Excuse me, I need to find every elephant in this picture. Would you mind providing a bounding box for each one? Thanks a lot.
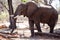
[14,2,58,37]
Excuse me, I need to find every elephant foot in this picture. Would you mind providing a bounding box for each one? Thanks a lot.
[30,34,35,38]
[50,29,54,33]
[38,30,42,33]
[50,31,53,33]
[30,33,36,37]
[30,35,33,37]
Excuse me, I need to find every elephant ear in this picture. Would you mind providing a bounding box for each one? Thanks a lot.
[26,2,38,17]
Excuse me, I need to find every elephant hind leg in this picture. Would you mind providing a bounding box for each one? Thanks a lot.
[48,23,55,33]
[48,20,56,33]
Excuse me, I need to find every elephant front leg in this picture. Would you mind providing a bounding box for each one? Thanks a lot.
[35,23,42,32]
[29,20,34,37]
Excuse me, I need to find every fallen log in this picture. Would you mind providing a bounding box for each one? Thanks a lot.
[0,32,19,38]
[35,32,60,39]
[0,25,7,29]
[0,33,10,40]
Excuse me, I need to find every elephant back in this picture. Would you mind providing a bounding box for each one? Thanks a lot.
[26,2,38,17]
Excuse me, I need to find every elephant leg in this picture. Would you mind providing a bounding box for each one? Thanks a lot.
[29,20,34,37]
[49,24,55,33]
[48,22,55,33]
[48,16,57,33]
[35,23,42,32]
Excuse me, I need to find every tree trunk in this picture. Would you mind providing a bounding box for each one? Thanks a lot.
[49,0,53,5]
[44,0,47,5]
[44,0,53,5]
[7,0,17,33]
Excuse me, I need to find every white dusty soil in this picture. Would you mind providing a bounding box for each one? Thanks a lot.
[0,15,60,40]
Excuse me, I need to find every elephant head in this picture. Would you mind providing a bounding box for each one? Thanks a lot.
[14,4,27,17]
[14,2,38,17]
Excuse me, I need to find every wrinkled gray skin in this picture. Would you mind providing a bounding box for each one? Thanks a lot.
[14,2,58,37]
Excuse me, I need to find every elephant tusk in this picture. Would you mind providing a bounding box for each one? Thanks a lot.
[14,16,17,19]
[14,15,19,19]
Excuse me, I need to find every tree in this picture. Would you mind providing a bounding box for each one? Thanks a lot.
[0,0,5,13]
[44,0,53,5]
[44,0,47,5]
[7,0,17,33]
[0,0,21,33]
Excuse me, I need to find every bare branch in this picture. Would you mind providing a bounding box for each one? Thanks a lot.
[0,1,9,11]
[32,0,45,4]
[44,0,47,5]
[59,0,60,1]
[49,0,53,4]
[44,0,53,6]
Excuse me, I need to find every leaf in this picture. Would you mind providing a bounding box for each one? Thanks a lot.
[21,0,27,3]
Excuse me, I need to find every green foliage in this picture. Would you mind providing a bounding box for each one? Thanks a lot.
[0,12,9,21]
[21,0,27,3]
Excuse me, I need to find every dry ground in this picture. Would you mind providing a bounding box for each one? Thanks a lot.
[0,15,60,40]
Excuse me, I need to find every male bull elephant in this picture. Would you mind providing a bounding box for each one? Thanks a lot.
[14,2,58,37]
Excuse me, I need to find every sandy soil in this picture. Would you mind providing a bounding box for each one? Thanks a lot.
[0,15,60,40]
